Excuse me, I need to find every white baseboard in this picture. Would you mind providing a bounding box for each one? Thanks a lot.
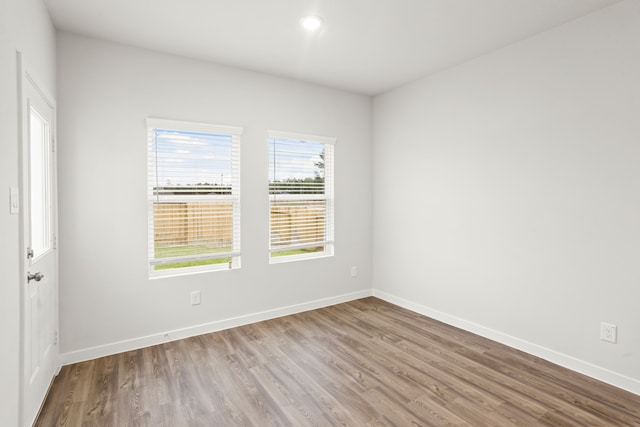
[60,289,373,366]
[373,289,640,397]
[59,287,640,397]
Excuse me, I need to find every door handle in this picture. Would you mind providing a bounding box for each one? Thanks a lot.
[27,272,44,283]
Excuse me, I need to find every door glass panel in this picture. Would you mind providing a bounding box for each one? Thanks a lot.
[30,106,51,258]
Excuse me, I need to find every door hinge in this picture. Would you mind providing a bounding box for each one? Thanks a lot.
[52,136,56,152]
[52,233,57,250]
[54,330,58,345]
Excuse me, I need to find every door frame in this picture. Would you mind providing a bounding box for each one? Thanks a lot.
[17,51,60,427]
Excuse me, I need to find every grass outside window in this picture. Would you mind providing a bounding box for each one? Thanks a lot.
[154,245,232,270]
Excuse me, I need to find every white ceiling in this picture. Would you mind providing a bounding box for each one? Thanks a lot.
[44,0,621,95]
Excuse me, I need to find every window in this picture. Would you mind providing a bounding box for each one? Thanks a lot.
[268,131,335,262]
[29,107,52,259]
[147,118,241,276]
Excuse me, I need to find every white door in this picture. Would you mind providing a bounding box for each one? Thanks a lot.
[19,56,59,427]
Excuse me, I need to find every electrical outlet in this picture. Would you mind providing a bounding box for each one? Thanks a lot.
[600,322,617,343]
[350,266,357,278]
[190,290,201,306]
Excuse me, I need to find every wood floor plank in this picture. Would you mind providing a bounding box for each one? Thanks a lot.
[36,297,640,426]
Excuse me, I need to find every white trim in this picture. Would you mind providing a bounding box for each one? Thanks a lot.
[59,289,372,366]
[268,130,336,145]
[146,117,243,136]
[58,286,640,396]
[17,51,61,427]
[268,132,335,264]
[148,260,235,280]
[147,118,242,277]
[149,256,238,278]
[150,251,240,266]
[372,289,640,397]
[23,70,56,111]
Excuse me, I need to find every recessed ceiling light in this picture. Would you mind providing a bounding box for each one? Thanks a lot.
[301,15,323,32]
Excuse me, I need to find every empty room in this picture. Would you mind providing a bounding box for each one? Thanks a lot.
[2,0,640,425]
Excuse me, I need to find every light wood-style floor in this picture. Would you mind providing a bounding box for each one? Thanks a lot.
[37,297,640,426]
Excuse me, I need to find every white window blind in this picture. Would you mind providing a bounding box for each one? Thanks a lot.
[268,131,335,262]
[147,118,241,276]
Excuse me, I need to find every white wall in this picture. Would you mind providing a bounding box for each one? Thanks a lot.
[373,0,640,393]
[56,33,373,361]
[0,0,56,424]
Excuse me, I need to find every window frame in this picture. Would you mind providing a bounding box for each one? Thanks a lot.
[147,118,242,278]
[29,106,53,261]
[268,130,335,264]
